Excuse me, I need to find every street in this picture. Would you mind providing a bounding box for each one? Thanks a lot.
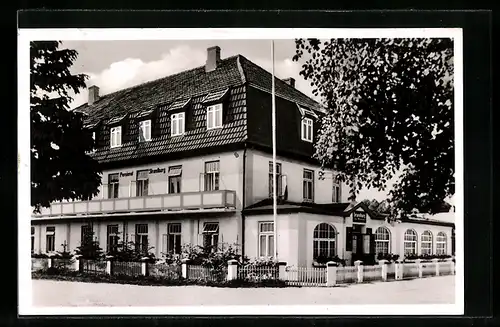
[32,275,455,307]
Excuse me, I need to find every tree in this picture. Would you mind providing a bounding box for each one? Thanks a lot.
[74,230,104,260]
[293,38,454,215]
[30,41,102,213]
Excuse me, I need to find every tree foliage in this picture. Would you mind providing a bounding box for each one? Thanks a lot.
[30,41,102,212]
[294,38,454,215]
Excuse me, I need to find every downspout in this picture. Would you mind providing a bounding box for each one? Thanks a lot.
[241,142,248,260]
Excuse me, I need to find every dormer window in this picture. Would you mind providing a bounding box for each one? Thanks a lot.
[171,113,185,136]
[139,119,151,142]
[110,126,122,148]
[207,104,223,130]
[301,117,313,142]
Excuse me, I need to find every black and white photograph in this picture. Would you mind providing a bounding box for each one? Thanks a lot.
[18,28,463,315]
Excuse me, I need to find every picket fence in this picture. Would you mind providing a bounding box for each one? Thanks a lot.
[31,257,455,287]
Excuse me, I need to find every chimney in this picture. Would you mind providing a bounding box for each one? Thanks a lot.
[283,77,295,88]
[205,46,221,72]
[88,85,100,105]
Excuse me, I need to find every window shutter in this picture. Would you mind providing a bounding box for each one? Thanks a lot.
[346,227,353,251]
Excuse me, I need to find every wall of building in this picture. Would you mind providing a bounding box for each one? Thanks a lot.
[246,149,349,206]
[32,213,241,257]
[86,150,244,210]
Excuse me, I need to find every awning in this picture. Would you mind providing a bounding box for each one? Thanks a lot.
[202,223,219,233]
[297,104,319,120]
[107,114,127,126]
[202,88,229,105]
[168,166,182,176]
[168,98,192,111]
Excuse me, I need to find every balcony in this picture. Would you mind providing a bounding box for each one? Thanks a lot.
[33,190,237,218]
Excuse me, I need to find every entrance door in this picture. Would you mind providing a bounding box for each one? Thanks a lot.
[351,233,364,263]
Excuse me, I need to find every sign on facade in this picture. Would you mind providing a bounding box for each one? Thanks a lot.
[353,211,367,223]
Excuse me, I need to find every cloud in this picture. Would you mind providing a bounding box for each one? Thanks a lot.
[69,45,206,109]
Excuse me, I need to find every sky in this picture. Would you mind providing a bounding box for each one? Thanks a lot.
[61,39,395,203]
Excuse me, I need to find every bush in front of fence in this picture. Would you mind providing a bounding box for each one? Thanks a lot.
[376,253,400,263]
[31,266,289,288]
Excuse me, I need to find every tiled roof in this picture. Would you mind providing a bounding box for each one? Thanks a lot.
[75,54,322,165]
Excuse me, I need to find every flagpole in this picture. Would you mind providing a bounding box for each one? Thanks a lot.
[271,40,278,261]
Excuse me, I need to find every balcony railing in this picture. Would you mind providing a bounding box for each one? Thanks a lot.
[33,190,237,217]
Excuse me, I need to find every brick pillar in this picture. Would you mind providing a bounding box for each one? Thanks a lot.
[227,259,238,281]
[416,259,423,278]
[433,258,440,276]
[378,260,388,281]
[354,260,363,283]
[326,261,338,286]
[278,262,287,280]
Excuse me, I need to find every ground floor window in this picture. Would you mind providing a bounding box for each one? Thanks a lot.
[421,230,433,255]
[375,227,390,255]
[202,222,219,252]
[167,223,182,254]
[258,221,274,258]
[106,225,119,253]
[436,232,447,255]
[46,226,55,252]
[135,224,149,254]
[313,223,337,260]
[404,229,418,255]
[81,224,93,247]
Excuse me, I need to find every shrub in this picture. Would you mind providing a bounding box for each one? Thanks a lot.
[314,255,346,266]
[377,253,400,263]
[31,252,49,259]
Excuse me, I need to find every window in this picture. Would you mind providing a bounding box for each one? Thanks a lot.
[46,226,55,252]
[168,166,182,194]
[135,224,148,254]
[139,120,151,142]
[421,230,433,255]
[332,176,341,203]
[404,229,418,255]
[202,222,219,252]
[136,170,149,196]
[108,173,119,199]
[258,222,275,258]
[436,232,447,255]
[206,104,223,130]
[170,113,185,136]
[167,223,182,254]
[31,227,35,253]
[375,227,390,255]
[303,169,314,202]
[81,224,93,247]
[204,161,220,191]
[110,126,122,148]
[301,117,313,142]
[268,162,283,198]
[313,223,337,259]
[107,225,119,253]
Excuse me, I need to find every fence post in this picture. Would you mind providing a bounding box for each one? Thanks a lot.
[181,259,189,279]
[395,261,403,280]
[433,258,440,276]
[378,260,388,281]
[416,259,423,278]
[47,257,53,269]
[326,261,338,286]
[227,259,238,281]
[141,260,148,276]
[106,259,113,275]
[354,260,363,283]
[278,262,287,280]
[73,258,80,272]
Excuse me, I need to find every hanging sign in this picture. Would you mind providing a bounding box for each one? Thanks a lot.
[353,211,367,223]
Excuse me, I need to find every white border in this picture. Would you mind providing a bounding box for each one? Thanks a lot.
[18,28,464,316]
